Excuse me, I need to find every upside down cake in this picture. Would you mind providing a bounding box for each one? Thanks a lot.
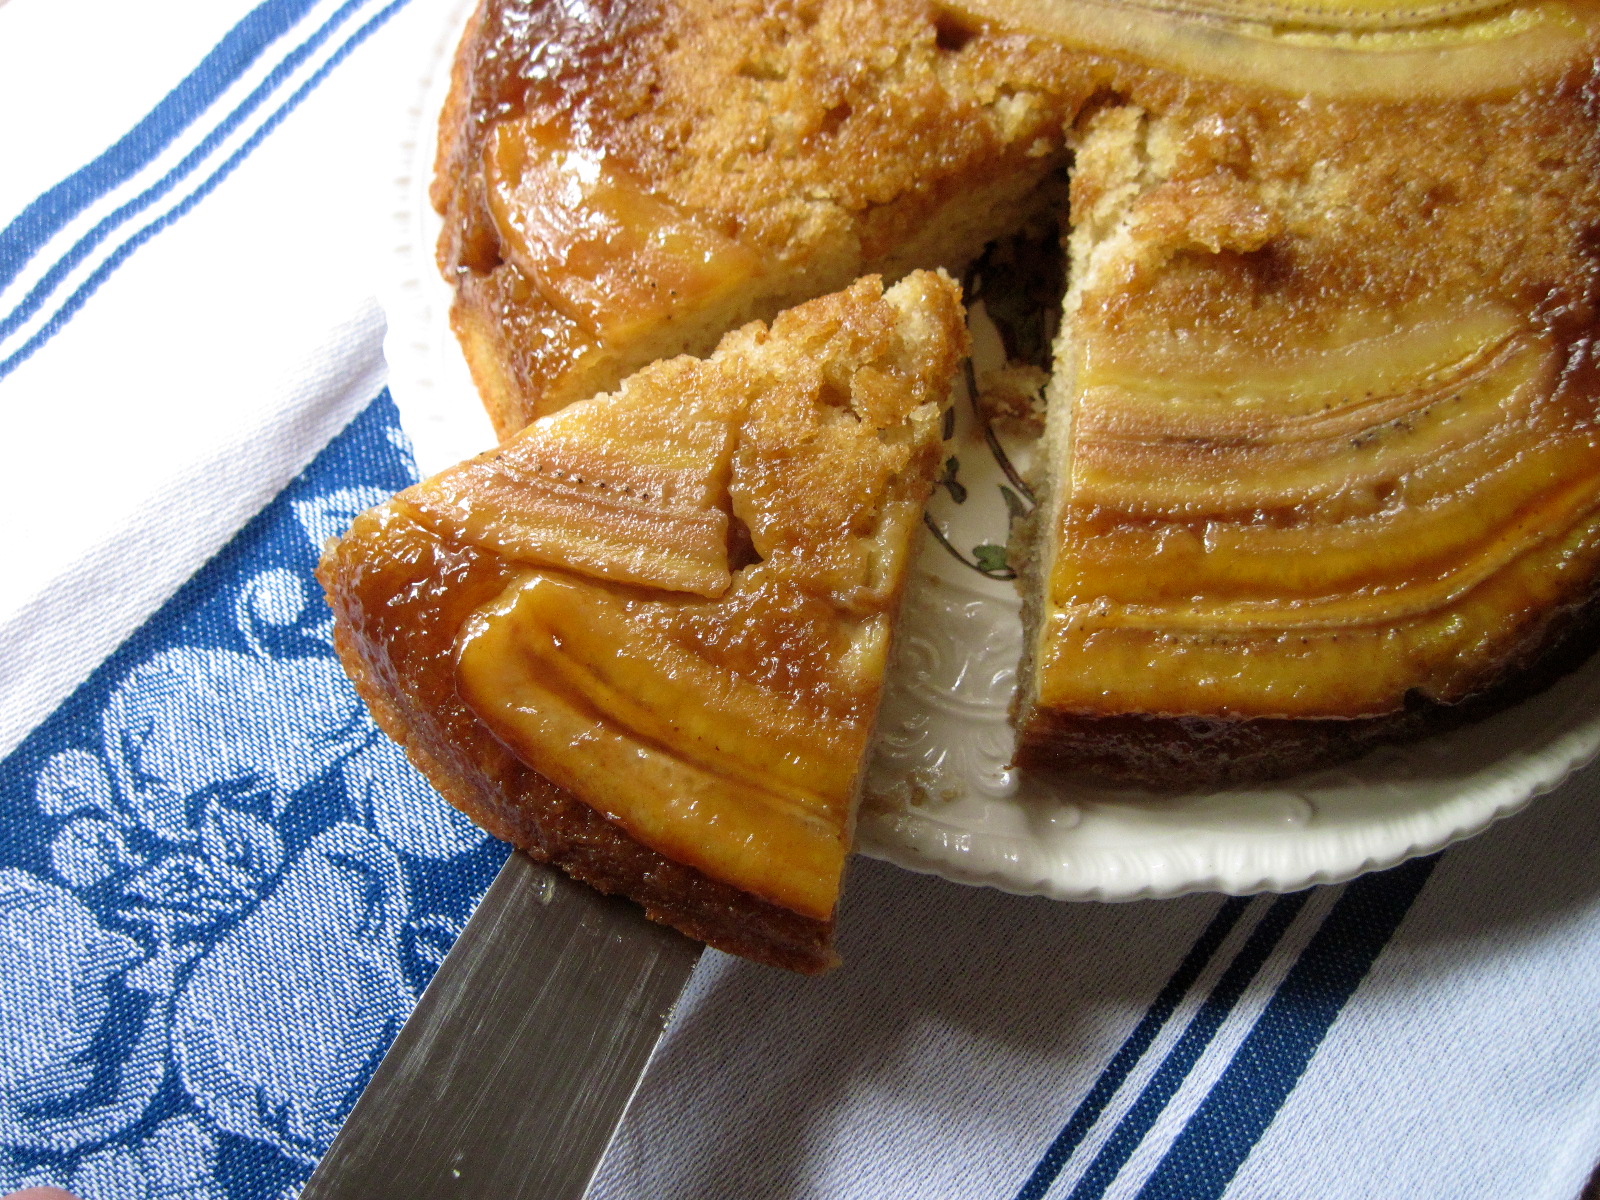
[430,0,1600,790]
[320,272,966,970]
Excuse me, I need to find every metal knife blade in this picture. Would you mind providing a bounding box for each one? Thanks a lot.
[300,850,702,1199]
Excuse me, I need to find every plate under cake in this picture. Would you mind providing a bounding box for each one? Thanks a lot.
[432,0,1600,786]
[319,271,966,970]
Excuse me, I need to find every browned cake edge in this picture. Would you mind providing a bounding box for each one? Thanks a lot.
[1013,587,1600,789]
[317,509,839,973]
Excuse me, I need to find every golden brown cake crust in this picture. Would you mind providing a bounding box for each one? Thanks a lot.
[319,508,838,972]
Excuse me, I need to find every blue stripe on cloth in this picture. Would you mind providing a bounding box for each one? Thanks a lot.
[0,390,506,1199]
[0,0,370,347]
[0,0,413,384]
[1062,891,1311,1200]
[1013,897,1253,1200]
[1135,855,1440,1200]
[0,0,321,293]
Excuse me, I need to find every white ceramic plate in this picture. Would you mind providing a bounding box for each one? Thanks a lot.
[381,0,1600,901]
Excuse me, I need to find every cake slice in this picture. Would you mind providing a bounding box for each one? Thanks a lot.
[1011,90,1600,786]
[318,272,965,971]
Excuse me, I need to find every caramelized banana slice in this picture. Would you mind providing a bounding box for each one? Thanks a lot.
[484,122,766,348]
[944,0,1599,99]
[399,355,741,597]
[458,569,884,918]
[1132,0,1515,27]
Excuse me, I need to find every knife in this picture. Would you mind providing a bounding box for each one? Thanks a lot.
[299,849,703,1199]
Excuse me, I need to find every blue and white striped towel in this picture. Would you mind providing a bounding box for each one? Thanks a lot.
[2,2,1599,1197]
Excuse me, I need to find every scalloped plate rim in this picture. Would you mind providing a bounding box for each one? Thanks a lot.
[855,759,1573,902]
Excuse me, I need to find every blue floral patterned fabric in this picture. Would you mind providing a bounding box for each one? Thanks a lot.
[0,392,506,1199]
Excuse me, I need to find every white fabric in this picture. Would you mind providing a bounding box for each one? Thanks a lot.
[1230,775,1600,1200]
[592,767,1600,1199]
[0,0,440,756]
[3,1,1598,1197]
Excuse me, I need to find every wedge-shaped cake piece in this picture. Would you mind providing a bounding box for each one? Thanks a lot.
[319,272,964,971]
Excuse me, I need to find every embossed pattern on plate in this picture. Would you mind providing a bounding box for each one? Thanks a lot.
[384,0,1600,902]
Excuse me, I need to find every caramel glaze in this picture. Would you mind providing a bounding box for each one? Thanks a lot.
[432,0,665,276]
[1016,588,1600,787]
[455,565,884,923]
[318,506,838,972]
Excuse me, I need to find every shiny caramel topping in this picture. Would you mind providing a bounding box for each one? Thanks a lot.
[484,121,764,346]
[460,0,662,139]
[457,568,886,918]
